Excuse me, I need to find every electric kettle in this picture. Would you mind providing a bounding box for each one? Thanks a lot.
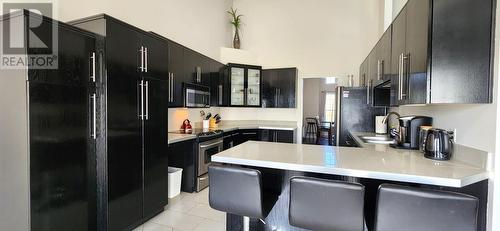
[424,128,454,160]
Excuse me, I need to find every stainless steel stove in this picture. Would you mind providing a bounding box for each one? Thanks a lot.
[172,128,224,191]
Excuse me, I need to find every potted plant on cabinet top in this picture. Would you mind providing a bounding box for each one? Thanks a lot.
[228,7,243,49]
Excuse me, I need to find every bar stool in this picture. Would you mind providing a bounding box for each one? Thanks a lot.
[289,177,366,231]
[374,184,479,231]
[304,117,318,144]
[208,165,277,231]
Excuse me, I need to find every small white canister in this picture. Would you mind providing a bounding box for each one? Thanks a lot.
[202,120,210,130]
[375,116,387,134]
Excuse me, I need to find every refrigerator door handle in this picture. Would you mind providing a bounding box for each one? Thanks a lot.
[145,80,149,120]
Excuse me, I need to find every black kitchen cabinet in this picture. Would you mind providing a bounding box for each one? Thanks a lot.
[385,0,494,105]
[210,60,227,107]
[223,130,240,150]
[390,6,407,106]
[366,48,376,105]
[359,57,369,87]
[143,77,169,220]
[70,14,169,231]
[227,63,263,107]
[168,139,198,193]
[237,129,261,145]
[262,68,297,108]
[167,40,186,107]
[261,130,295,143]
[1,11,101,231]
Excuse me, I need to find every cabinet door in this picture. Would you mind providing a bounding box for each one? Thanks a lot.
[390,6,407,106]
[201,57,211,86]
[246,68,261,106]
[405,0,429,104]
[28,25,96,231]
[168,41,185,107]
[359,58,368,87]
[143,78,169,219]
[141,35,168,80]
[275,130,295,143]
[276,68,297,108]
[366,49,377,105]
[230,67,245,106]
[238,129,260,143]
[262,69,277,108]
[430,0,493,103]
[105,22,143,231]
[168,140,197,192]
[378,27,392,82]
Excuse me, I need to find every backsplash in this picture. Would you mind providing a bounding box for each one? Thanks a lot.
[167,107,221,131]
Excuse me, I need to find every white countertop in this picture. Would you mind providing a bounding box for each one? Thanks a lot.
[167,133,197,145]
[212,140,490,188]
[168,120,297,144]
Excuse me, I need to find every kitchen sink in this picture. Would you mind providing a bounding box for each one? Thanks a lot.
[359,135,397,145]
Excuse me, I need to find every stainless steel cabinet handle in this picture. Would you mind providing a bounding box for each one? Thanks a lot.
[168,73,171,102]
[139,46,144,72]
[145,80,149,120]
[377,60,381,80]
[91,93,97,139]
[398,53,403,100]
[242,132,257,135]
[90,52,96,82]
[218,85,223,105]
[144,47,148,73]
[404,54,410,99]
[366,79,371,104]
[380,60,384,80]
[171,73,175,103]
[139,80,144,120]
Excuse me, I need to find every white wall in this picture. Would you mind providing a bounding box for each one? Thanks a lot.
[303,79,322,119]
[232,0,384,79]
[57,0,233,60]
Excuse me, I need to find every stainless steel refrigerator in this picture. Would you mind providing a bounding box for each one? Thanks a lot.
[335,87,387,146]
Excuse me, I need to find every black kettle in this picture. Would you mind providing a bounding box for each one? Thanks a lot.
[424,129,454,160]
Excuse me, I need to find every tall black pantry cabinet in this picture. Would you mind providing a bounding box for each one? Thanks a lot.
[69,14,169,231]
[0,11,100,231]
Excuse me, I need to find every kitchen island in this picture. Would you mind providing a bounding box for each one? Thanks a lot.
[212,139,490,231]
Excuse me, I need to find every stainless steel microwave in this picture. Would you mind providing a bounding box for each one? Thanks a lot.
[184,83,210,108]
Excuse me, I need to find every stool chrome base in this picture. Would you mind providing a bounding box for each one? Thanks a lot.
[243,216,250,231]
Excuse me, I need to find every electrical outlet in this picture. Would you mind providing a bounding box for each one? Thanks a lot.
[451,128,457,143]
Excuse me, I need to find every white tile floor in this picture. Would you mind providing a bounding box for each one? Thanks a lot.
[133,188,226,231]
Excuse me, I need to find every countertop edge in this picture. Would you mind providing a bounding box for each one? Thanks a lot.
[167,135,196,145]
[212,155,489,188]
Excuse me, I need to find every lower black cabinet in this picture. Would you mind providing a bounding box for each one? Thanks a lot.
[223,130,239,150]
[237,129,261,145]
[168,139,197,193]
[261,129,295,143]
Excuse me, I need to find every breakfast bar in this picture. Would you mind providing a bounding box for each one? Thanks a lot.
[212,140,490,231]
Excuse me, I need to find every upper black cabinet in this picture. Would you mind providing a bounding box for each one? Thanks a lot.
[386,0,495,105]
[227,63,262,107]
[262,68,297,108]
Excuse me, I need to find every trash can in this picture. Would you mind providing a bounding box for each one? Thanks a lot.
[168,167,183,198]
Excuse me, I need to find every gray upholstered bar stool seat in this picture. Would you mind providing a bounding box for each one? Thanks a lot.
[289,177,366,231]
[375,184,479,231]
[208,165,277,231]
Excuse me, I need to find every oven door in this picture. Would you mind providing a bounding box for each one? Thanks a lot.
[198,138,223,176]
[185,88,210,108]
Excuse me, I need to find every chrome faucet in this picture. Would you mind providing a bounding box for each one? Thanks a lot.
[382,112,401,124]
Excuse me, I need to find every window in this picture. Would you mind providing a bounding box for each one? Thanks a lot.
[325,77,337,84]
[324,92,336,122]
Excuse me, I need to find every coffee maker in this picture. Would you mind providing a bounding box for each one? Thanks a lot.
[390,116,433,150]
